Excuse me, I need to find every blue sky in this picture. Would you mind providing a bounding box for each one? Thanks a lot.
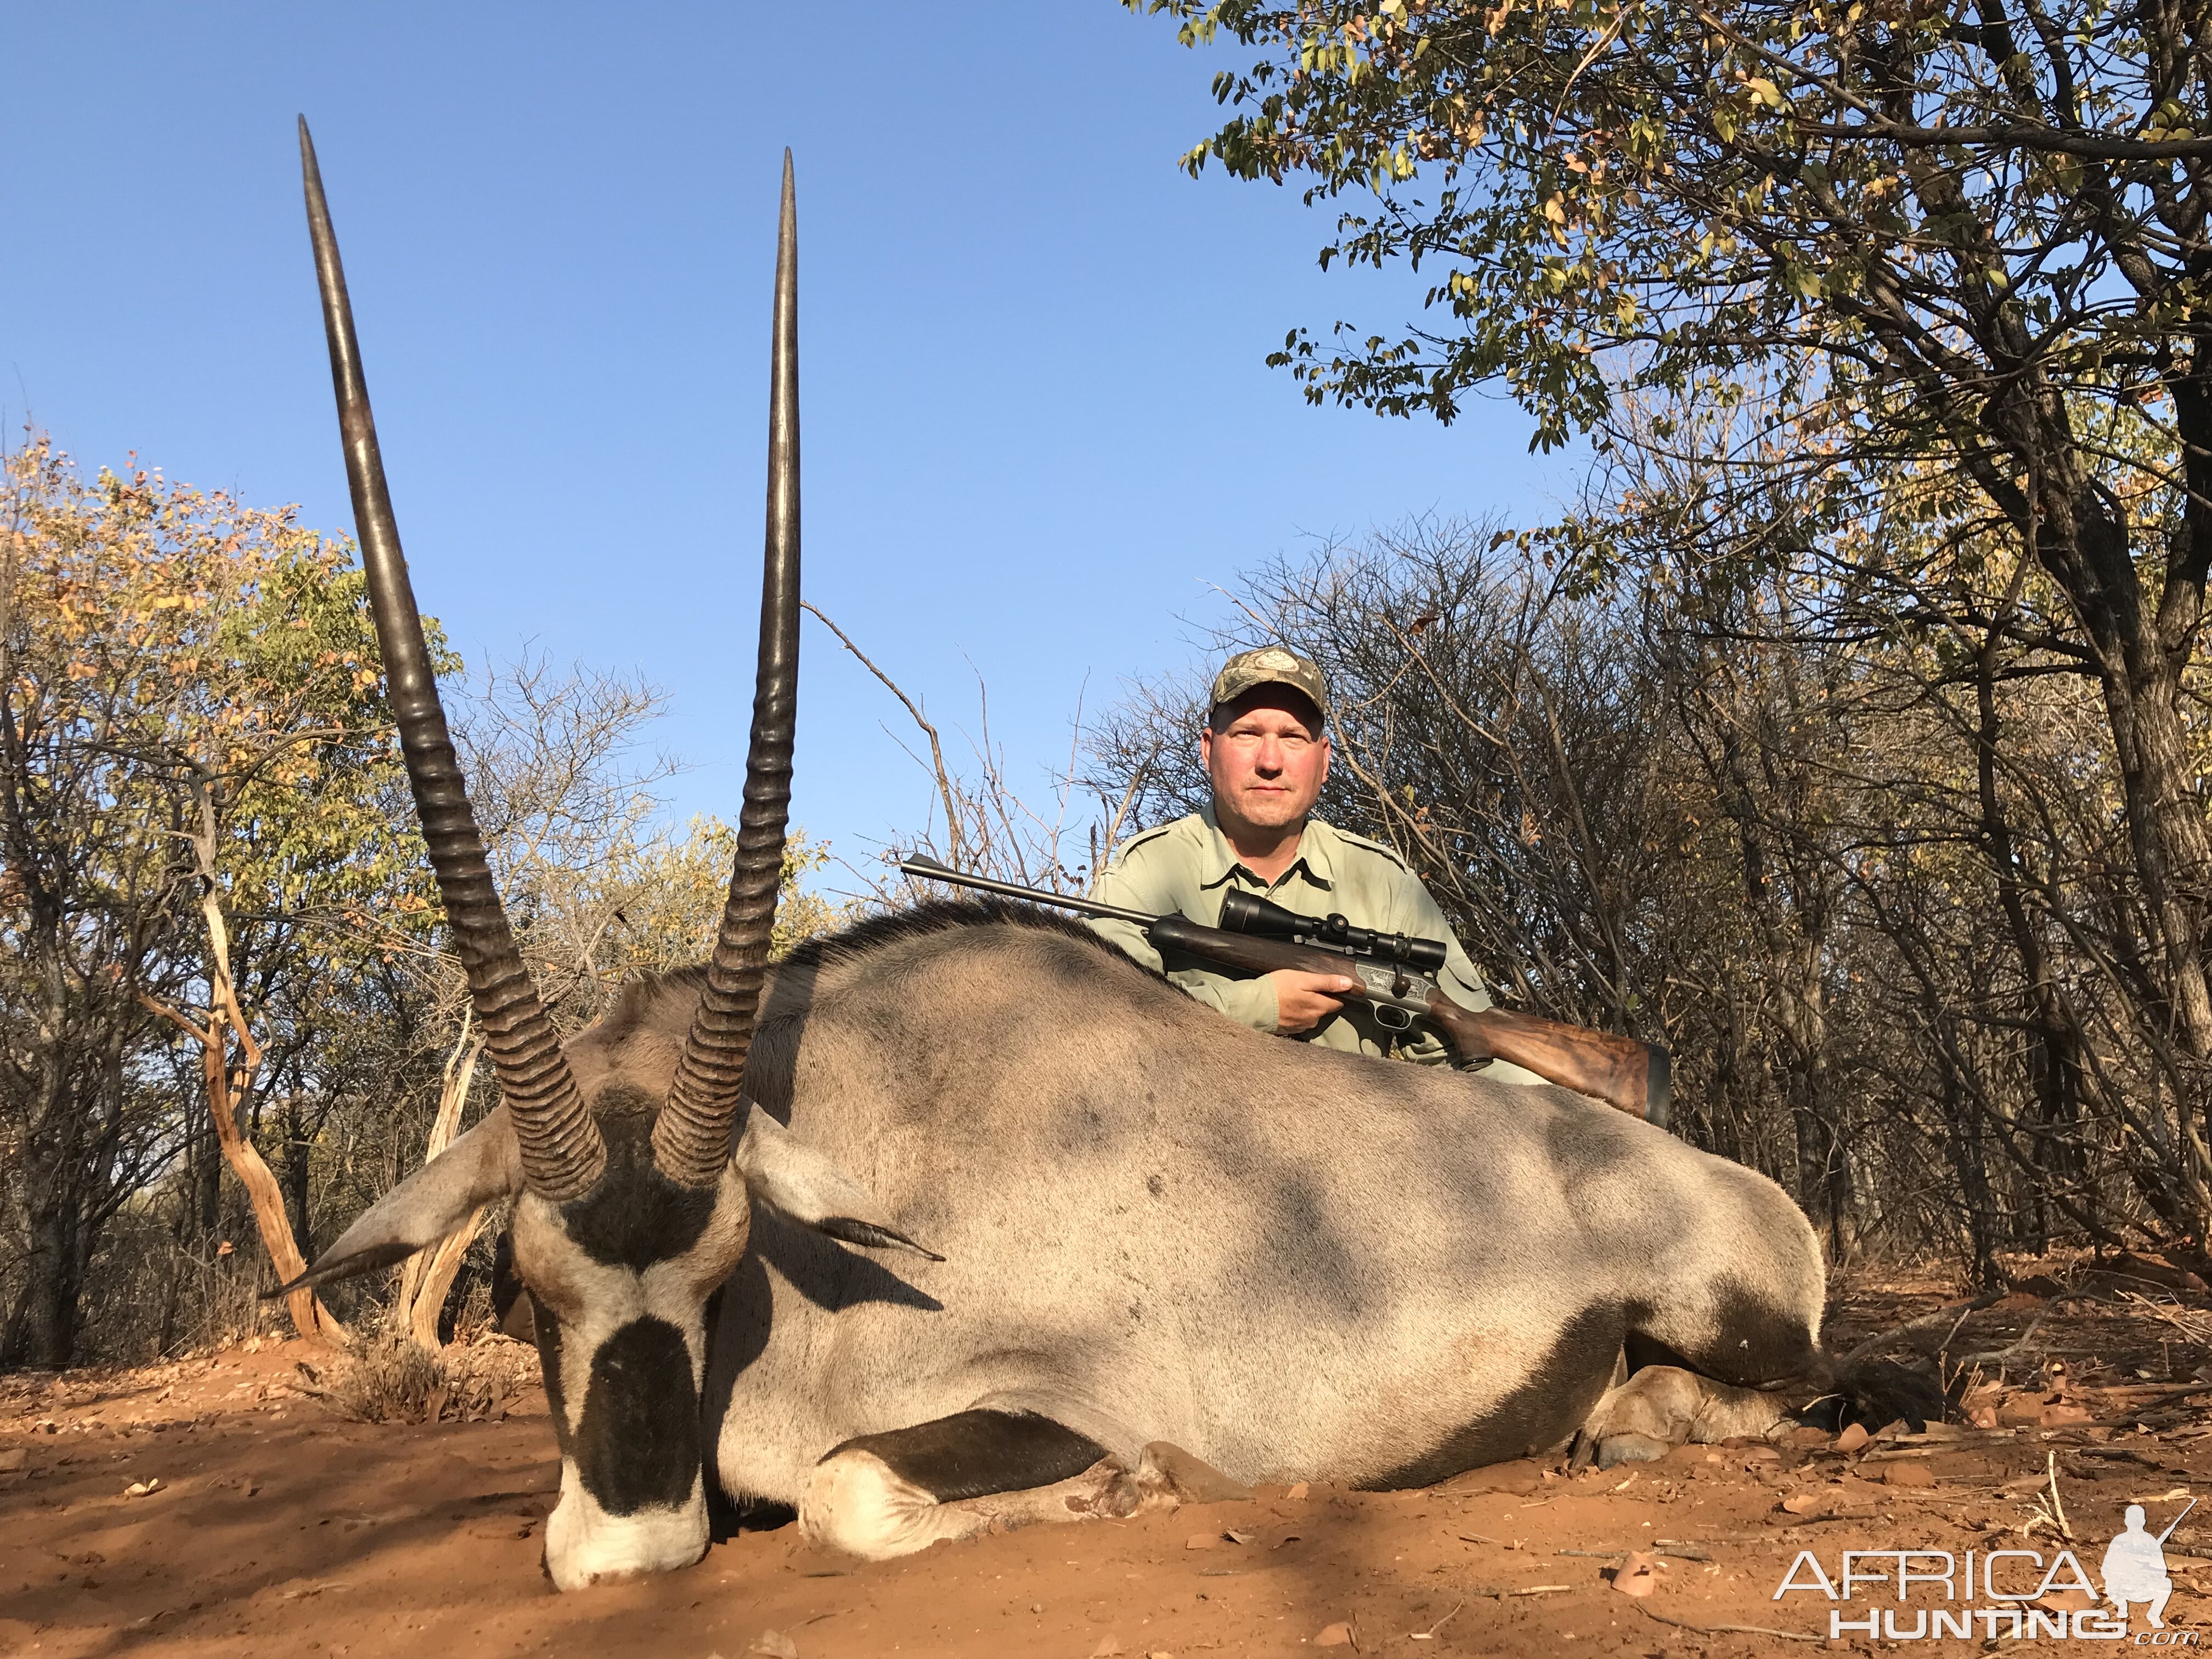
[3,3,1577,893]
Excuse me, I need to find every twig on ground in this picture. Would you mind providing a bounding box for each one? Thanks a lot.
[2116,1292,2212,1347]
[2019,1451,2073,1542]
[2094,1381,2212,1404]
[1954,1312,2047,1370]
[2072,1446,2169,1469]
[1409,1600,1464,1641]
[1630,1601,1821,1643]
[1840,1291,2004,1369]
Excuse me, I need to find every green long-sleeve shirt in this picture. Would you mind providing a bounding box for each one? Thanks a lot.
[1087,807,1543,1080]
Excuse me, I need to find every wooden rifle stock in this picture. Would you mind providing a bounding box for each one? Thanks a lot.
[1420,996,1669,1125]
[1144,916,1669,1124]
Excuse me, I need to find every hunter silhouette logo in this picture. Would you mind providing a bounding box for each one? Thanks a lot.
[1774,1499,2200,1641]
[2104,1500,2193,1630]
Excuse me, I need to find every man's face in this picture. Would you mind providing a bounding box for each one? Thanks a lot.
[1201,687,1329,836]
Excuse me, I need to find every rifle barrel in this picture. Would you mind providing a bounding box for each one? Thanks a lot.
[2159,1497,2197,1544]
[899,855,1159,928]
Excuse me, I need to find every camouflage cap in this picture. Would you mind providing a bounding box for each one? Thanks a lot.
[1208,646,1330,725]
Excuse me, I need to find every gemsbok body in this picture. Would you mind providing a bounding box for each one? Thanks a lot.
[287,124,1915,1593]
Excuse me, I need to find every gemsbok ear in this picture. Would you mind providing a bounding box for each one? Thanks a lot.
[735,1107,943,1261]
[272,1107,524,1296]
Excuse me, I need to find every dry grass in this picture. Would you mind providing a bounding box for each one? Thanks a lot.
[302,1328,536,1426]
[319,1334,455,1425]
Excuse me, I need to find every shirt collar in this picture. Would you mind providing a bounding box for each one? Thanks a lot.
[1197,804,1336,892]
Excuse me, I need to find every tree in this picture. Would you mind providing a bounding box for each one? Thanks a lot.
[1084,508,2212,1272]
[129,534,430,1344]
[0,432,844,1366]
[1132,0,2212,1087]
[0,433,430,1361]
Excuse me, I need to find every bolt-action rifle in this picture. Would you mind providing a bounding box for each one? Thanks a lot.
[899,854,1669,1125]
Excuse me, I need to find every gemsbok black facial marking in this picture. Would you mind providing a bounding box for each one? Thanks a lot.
[558,1095,718,1271]
[578,1317,703,1514]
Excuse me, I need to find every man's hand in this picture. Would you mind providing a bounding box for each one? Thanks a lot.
[1268,969,1361,1034]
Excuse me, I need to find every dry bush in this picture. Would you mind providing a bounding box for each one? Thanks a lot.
[319,1334,453,1423]
[312,1328,535,1425]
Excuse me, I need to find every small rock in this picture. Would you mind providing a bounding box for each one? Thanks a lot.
[1315,1622,1358,1648]
[748,1630,799,1659]
[1835,1423,1870,1454]
[1612,1549,1668,1599]
[1089,1639,1124,1658]
[1184,1531,1216,1550]
[1781,1490,1830,1516]
[123,1477,161,1498]
[1285,1480,1309,1500]
[1223,1529,1251,1544]
[1881,1462,1936,1488]
[1031,1602,1043,1613]
[0,1447,26,1472]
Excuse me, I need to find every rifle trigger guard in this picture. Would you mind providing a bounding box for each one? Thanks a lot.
[1373,1002,1415,1032]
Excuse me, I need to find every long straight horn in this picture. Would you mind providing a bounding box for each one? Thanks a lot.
[654,150,801,1189]
[299,116,605,1201]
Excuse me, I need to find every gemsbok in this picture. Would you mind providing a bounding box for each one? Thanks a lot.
[286,121,1925,1592]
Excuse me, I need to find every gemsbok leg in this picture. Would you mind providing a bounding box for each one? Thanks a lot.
[798,1410,1246,1560]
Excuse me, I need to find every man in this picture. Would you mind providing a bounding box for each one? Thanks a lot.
[1089,646,1542,1079]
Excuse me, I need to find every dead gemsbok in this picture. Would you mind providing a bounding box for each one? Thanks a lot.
[286,124,1931,1592]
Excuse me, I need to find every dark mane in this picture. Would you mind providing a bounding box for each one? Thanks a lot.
[781,897,1160,978]
[590,962,708,1047]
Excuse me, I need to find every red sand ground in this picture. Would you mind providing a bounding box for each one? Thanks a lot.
[7,1268,2212,1658]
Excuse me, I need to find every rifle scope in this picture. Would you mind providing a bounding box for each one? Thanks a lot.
[1216,889,1449,975]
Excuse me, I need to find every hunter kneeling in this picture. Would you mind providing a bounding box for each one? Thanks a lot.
[1087,647,1544,1081]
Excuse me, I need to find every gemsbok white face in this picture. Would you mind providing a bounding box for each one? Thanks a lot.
[280,120,846,1589]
